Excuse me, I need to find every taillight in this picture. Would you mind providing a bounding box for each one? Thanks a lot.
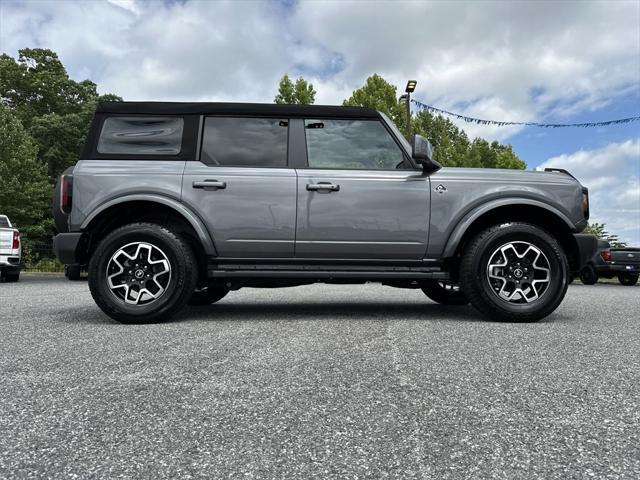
[60,174,73,214]
[12,229,20,249]
[600,249,611,262]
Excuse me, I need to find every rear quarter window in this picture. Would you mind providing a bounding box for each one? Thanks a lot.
[97,116,184,155]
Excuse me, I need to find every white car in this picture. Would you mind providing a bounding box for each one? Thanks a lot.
[0,215,22,282]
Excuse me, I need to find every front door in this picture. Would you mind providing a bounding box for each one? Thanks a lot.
[295,118,430,259]
[181,116,296,258]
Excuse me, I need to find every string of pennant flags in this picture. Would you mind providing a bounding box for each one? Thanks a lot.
[410,99,640,128]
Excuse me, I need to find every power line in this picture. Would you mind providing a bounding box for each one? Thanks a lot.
[411,99,640,128]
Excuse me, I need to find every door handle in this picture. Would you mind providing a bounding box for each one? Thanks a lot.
[306,182,340,192]
[193,180,227,190]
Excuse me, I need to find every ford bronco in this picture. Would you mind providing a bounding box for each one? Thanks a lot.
[53,102,597,323]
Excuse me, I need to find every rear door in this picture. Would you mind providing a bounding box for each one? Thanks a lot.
[295,118,430,259]
[181,116,297,258]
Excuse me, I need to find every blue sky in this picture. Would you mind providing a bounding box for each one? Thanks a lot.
[501,94,640,167]
[1,0,639,243]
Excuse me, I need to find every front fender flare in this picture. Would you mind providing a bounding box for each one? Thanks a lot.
[441,198,575,258]
[80,194,217,255]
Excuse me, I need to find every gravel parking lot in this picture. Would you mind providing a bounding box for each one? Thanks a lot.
[1,275,639,479]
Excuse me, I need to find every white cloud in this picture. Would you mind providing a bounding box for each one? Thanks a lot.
[291,0,640,140]
[1,0,638,144]
[539,140,640,245]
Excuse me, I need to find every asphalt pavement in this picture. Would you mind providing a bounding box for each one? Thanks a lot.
[1,275,639,479]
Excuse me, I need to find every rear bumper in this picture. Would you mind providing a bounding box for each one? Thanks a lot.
[0,255,23,271]
[572,234,598,272]
[596,264,640,276]
[53,233,84,265]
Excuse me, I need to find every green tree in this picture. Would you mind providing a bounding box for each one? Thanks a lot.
[464,139,526,169]
[343,75,524,169]
[343,74,407,135]
[0,48,98,128]
[0,104,51,238]
[29,93,122,180]
[274,74,316,105]
[1,48,122,181]
[584,222,627,248]
[412,109,470,167]
[412,109,525,169]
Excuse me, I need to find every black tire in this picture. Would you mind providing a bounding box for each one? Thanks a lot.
[459,223,569,322]
[618,274,639,286]
[4,271,20,282]
[188,283,229,306]
[421,281,468,305]
[88,223,198,323]
[579,265,598,285]
[65,264,82,281]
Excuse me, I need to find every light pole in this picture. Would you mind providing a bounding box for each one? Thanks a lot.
[401,80,416,139]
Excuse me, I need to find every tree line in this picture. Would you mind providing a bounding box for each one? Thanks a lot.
[0,48,624,247]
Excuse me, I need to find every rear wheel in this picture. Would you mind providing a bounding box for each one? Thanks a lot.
[88,223,197,323]
[188,283,229,306]
[579,265,598,285]
[421,281,468,305]
[4,270,20,282]
[460,223,569,322]
[618,274,639,286]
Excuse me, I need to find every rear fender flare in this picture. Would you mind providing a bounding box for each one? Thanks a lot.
[80,194,217,255]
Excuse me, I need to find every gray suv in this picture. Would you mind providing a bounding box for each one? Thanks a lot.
[53,102,597,323]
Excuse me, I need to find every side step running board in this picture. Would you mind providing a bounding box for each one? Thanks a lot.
[208,266,448,280]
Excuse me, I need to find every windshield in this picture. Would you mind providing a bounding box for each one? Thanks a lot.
[379,112,412,154]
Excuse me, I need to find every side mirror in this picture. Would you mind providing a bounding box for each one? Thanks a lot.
[412,134,441,173]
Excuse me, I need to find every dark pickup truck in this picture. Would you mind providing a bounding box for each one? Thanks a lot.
[580,240,639,286]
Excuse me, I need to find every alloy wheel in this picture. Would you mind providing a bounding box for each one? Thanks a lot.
[486,241,551,304]
[106,242,171,305]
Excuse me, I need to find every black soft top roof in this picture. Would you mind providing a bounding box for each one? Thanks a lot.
[96,101,380,119]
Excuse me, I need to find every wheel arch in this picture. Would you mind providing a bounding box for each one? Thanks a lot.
[443,199,584,275]
[80,195,216,279]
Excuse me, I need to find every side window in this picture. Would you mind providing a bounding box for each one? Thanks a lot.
[201,117,288,167]
[97,116,184,155]
[304,119,407,170]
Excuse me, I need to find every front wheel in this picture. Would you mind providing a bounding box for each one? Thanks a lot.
[459,223,569,322]
[88,223,198,323]
[618,274,639,286]
[421,281,468,305]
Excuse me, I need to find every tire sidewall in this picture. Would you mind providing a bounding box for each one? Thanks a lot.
[89,225,194,322]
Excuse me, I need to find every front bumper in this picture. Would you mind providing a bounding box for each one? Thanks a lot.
[53,233,84,265]
[572,234,598,272]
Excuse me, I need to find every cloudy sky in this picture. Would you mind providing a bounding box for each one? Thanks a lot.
[1,0,639,243]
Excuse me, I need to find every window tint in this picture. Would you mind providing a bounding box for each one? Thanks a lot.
[202,117,288,167]
[304,119,406,170]
[97,116,184,155]
[0,216,10,228]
